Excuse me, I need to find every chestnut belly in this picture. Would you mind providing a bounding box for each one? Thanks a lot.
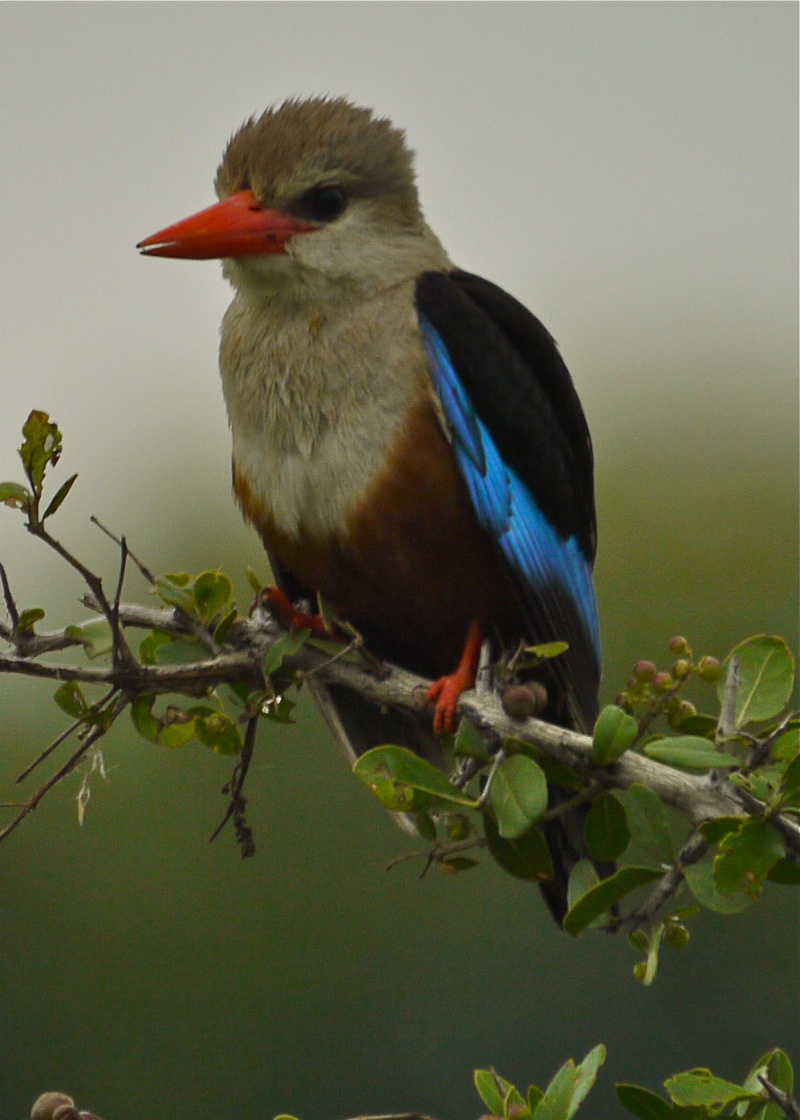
[236,400,522,679]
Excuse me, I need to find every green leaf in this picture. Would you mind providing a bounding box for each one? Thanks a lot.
[665,1069,756,1110]
[528,1085,544,1113]
[489,754,548,839]
[504,1083,530,1120]
[770,727,799,761]
[526,640,570,660]
[684,858,753,914]
[414,811,438,842]
[743,1048,794,1120]
[567,1045,606,1118]
[484,814,554,882]
[139,629,175,666]
[16,607,45,632]
[154,709,196,749]
[563,866,662,936]
[677,714,718,739]
[130,694,196,748]
[475,1069,510,1116]
[54,681,88,719]
[193,569,233,623]
[713,819,785,898]
[643,737,741,771]
[152,637,206,666]
[263,629,311,677]
[592,705,638,765]
[213,607,238,644]
[65,618,114,660]
[719,636,795,727]
[0,481,32,510]
[778,752,800,804]
[453,716,490,760]
[616,1084,674,1120]
[154,572,196,612]
[41,472,78,520]
[567,860,601,922]
[510,739,583,791]
[584,792,631,861]
[618,784,674,864]
[191,708,242,755]
[533,1059,577,1120]
[19,410,62,494]
[767,858,800,885]
[353,746,478,813]
[246,567,264,595]
[698,816,748,845]
[130,693,160,741]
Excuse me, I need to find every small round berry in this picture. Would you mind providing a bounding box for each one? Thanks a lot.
[30,1095,76,1120]
[697,656,722,683]
[633,660,657,682]
[672,658,691,681]
[501,682,547,720]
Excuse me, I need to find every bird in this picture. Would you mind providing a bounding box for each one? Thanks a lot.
[137,96,602,922]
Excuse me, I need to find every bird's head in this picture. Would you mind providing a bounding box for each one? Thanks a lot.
[138,97,446,301]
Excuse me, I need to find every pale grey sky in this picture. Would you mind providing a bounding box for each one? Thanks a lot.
[1,3,797,590]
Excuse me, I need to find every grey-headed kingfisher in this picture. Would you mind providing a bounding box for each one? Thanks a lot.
[138,97,601,920]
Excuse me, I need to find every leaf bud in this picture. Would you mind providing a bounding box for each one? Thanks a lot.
[697,656,722,682]
[632,660,657,682]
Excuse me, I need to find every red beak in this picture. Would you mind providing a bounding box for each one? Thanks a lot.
[137,189,313,259]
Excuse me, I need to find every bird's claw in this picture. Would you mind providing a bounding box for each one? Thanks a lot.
[427,671,472,735]
[253,585,330,638]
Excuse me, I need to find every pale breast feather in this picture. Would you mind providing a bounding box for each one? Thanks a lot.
[221,284,433,540]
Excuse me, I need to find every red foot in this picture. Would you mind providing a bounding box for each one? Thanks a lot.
[255,586,331,639]
[427,621,483,735]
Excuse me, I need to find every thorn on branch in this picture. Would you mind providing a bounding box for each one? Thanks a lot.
[90,515,155,583]
[0,560,20,630]
[758,1075,800,1119]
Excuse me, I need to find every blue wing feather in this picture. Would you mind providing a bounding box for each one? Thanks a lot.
[421,317,600,658]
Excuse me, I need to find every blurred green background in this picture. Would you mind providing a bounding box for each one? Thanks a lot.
[1,5,797,1119]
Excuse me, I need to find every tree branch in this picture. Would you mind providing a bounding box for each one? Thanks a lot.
[0,599,774,839]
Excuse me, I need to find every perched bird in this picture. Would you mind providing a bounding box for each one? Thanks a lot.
[138,97,601,920]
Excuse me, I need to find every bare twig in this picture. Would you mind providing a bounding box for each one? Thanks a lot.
[0,691,128,844]
[386,835,487,874]
[15,685,118,783]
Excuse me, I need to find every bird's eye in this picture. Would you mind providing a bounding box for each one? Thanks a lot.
[300,184,348,223]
